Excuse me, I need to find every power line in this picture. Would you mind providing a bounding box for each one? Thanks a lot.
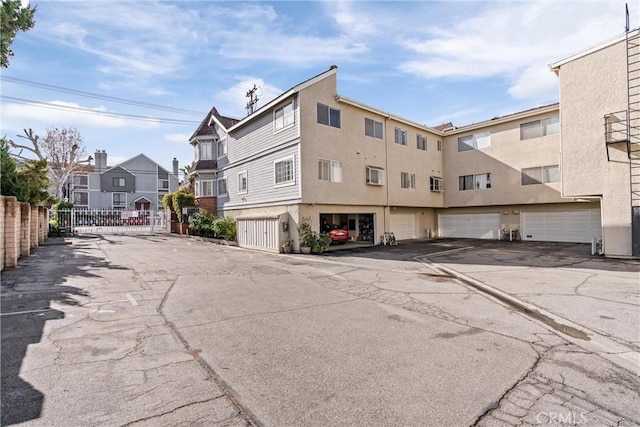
[1,95,202,125]
[1,76,207,117]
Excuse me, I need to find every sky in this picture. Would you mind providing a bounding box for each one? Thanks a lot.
[1,0,636,173]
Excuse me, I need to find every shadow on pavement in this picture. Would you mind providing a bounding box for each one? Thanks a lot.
[0,238,129,426]
[325,239,640,272]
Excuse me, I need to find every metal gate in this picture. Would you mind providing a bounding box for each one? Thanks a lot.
[48,209,168,235]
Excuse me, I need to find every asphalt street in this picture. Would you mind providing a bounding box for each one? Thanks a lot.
[1,234,639,426]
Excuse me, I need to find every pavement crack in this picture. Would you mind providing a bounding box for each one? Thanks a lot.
[120,395,226,426]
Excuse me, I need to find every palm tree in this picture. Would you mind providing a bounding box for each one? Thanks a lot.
[179,164,194,193]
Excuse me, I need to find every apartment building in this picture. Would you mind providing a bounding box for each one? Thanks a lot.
[190,29,639,257]
[69,150,180,210]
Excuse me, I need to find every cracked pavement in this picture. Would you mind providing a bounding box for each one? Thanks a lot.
[1,235,639,426]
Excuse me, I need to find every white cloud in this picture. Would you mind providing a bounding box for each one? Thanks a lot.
[0,100,158,129]
[508,64,559,101]
[164,133,192,144]
[396,1,625,100]
[217,78,284,119]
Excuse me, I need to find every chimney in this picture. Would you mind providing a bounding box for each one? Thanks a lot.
[172,158,179,176]
[95,150,107,172]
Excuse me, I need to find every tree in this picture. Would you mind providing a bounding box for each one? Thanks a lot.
[1,0,36,68]
[7,127,92,201]
[1,137,52,205]
[179,164,195,193]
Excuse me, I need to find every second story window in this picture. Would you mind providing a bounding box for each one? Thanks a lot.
[158,179,169,191]
[417,134,427,151]
[522,165,560,185]
[394,127,407,145]
[365,118,383,139]
[199,141,213,160]
[217,177,228,196]
[430,176,444,192]
[458,132,491,152]
[217,139,227,158]
[400,172,415,189]
[196,180,215,197]
[318,159,342,183]
[113,177,125,187]
[317,103,341,128]
[275,156,295,186]
[520,116,559,140]
[459,173,492,190]
[274,102,294,131]
[238,171,248,194]
[366,166,384,185]
[73,174,88,188]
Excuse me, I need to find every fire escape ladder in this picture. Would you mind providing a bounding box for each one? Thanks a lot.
[627,30,640,207]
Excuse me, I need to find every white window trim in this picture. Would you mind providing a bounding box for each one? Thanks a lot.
[112,192,127,209]
[238,170,248,194]
[73,190,89,207]
[394,127,408,146]
[217,177,228,197]
[318,159,342,183]
[199,141,214,160]
[217,138,227,159]
[274,155,296,188]
[113,177,126,187]
[430,176,444,192]
[366,166,385,186]
[196,180,215,197]
[274,102,295,134]
[401,172,416,189]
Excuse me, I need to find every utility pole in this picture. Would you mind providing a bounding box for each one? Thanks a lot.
[245,84,259,116]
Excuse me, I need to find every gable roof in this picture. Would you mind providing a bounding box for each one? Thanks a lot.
[191,106,239,141]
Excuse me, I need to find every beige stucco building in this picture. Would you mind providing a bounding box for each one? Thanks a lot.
[189,29,639,257]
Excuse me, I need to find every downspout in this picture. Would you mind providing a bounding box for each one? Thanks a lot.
[384,115,391,241]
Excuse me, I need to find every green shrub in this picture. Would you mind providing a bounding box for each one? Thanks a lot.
[172,191,195,223]
[213,216,237,241]
[298,216,315,247]
[189,211,216,236]
[162,193,174,211]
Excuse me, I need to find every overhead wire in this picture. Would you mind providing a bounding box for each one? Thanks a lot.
[0,75,207,117]
[1,95,202,125]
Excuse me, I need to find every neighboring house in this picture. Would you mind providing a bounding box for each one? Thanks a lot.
[68,150,180,210]
[189,28,639,257]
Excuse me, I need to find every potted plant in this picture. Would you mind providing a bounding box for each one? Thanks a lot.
[282,240,292,254]
[297,216,314,254]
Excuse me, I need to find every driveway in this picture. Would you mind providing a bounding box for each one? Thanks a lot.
[1,235,638,426]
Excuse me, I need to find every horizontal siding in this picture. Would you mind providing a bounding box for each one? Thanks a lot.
[120,156,159,192]
[219,144,300,210]
[228,96,299,162]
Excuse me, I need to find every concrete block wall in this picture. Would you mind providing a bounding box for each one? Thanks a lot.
[1,196,48,270]
[20,203,31,258]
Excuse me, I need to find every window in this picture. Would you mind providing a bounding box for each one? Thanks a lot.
[318,159,343,183]
[394,127,408,145]
[365,118,383,139]
[417,134,427,151]
[458,132,491,151]
[366,166,384,185]
[113,193,126,208]
[73,174,88,187]
[401,172,415,189]
[275,157,295,186]
[196,180,215,197]
[217,139,227,158]
[112,177,126,187]
[317,103,341,128]
[158,179,169,191]
[73,191,88,206]
[217,177,227,196]
[430,176,444,192]
[274,102,294,131]
[520,116,560,140]
[521,165,560,185]
[437,140,442,151]
[199,141,213,160]
[459,173,491,190]
[238,171,248,194]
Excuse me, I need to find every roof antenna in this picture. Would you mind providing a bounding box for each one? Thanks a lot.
[245,84,260,116]
[625,3,629,32]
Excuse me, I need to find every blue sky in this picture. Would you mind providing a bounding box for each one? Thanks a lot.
[1,0,635,173]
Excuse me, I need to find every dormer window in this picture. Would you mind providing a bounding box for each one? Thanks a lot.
[197,141,214,160]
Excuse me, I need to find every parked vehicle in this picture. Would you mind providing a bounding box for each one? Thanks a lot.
[323,223,349,244]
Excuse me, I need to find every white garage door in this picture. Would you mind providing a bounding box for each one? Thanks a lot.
[390,213,417,240]
[439,213,500,239]
[522,210,601,243]
[237,218,279,251]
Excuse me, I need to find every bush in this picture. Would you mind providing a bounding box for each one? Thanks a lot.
[162,193,174,211]
[298,216,315,247]
[213,216,237,241]
[172,191,196,223]
[189,211,216,236]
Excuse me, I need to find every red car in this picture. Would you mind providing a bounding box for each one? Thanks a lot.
[324,224,349,244]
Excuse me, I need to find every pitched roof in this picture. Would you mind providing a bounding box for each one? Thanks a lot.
[192,159,218,172]
[190,106,239,141]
